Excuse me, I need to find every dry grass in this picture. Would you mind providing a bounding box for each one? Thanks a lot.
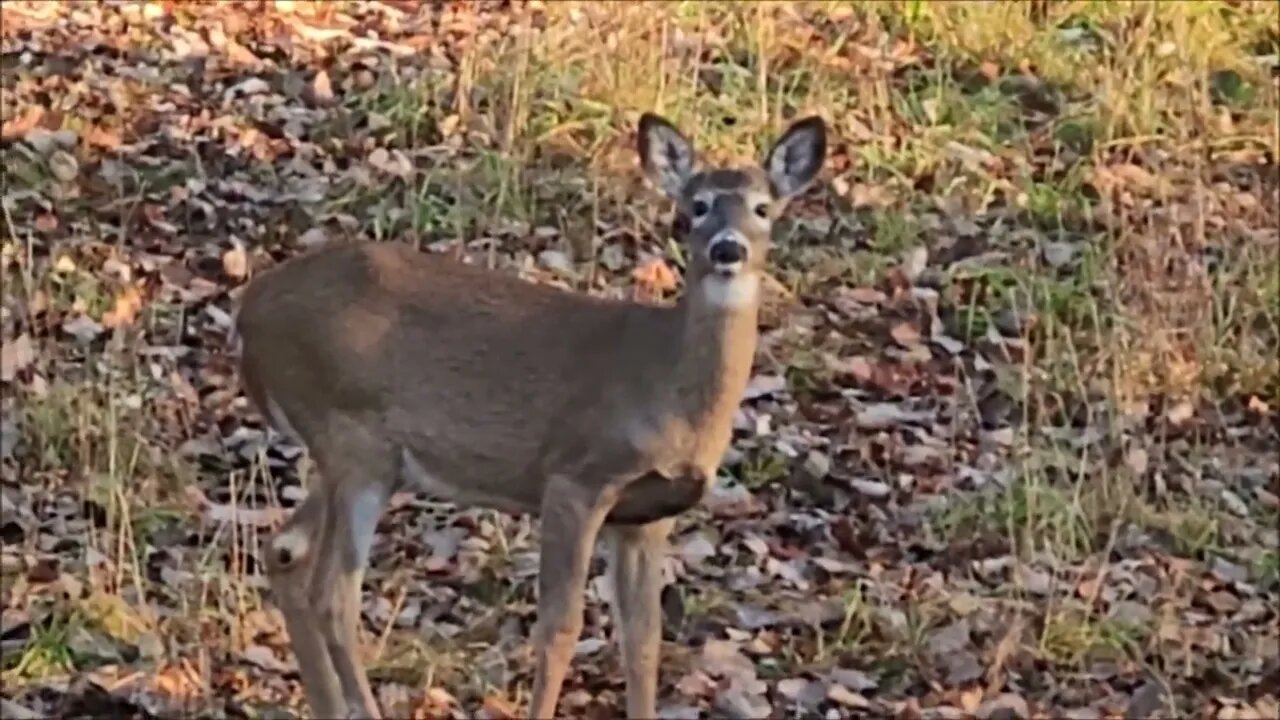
[1,1,1277,717]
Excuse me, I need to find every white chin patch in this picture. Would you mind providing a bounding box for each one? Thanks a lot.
[702,273,759,309]
[712,261,743,277]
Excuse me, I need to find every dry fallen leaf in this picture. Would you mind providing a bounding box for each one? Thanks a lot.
[312,69,336,105]
[0,105,45,141]
[889,321,923,348]
[1166,400,1195,425]
[633,257,678,296]
[83,124,123,150]
[959,685,984,712]
[0,334,35,382]
[48,149,79,181]
[101,286,144,329]
[33,213,58,233]
[223,243,249,280]
[844,286,888,304]
[480,694,518,720]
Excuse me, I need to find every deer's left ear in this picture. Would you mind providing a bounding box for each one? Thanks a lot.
[764,116,827,199]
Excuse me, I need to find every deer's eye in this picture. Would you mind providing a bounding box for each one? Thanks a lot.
[691,200,710,217]
[754,203,770,219]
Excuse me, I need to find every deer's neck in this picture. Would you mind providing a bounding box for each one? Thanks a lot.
[667,273,761,423]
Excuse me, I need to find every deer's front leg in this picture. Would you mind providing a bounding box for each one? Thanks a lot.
[528,477,611,719]
[604,517,674,719]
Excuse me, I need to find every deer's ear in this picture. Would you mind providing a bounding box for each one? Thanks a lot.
[764,116,826,199]
[638,113,696,199]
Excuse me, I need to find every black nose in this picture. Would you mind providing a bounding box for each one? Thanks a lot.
[709,240,747,265]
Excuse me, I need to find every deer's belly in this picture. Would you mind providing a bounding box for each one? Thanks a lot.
[398,447,538,515]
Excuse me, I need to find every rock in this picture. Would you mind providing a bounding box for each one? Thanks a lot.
[537,249,575,278]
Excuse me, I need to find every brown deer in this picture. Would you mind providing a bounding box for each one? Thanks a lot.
[233,112,826,719]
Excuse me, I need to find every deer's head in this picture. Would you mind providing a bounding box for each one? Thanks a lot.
[638,113,827,307]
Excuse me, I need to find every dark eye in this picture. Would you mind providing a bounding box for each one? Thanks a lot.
[754,204,770,219]
[691,200,710,217]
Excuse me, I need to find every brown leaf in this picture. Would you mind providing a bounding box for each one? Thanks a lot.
[27,557,59,583]
[835,355,874,383]
[845,286,887,304]
[34,213,58,233]
[83,124,123,150]
[676,670,716,697]
[224,38,262,67]
[827,684,871,709]
[150,661,204,701]
[889,321,922,348]
[0,334,35,382]
[480,695,518,720]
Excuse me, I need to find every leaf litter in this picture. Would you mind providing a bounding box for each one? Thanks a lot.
[0,1,1277,719]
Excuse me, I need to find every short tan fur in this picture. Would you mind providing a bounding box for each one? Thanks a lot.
[234,112,826,719]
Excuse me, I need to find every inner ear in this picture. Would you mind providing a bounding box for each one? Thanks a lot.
[638,113,696,199]
[764,116,827,199]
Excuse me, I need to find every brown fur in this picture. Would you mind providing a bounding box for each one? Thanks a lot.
[235,112,826,719]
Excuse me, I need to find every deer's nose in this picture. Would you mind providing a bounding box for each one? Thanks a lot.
[708,238,747,267]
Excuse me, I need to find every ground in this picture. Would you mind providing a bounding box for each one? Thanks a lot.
[1,2,1278,719]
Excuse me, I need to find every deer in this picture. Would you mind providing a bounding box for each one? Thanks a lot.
[232,112,827,719]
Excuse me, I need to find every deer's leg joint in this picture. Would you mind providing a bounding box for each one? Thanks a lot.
[267,525,311,574]
[607,467,710,525]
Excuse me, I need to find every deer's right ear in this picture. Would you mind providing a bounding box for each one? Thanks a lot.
[638,113,695,200]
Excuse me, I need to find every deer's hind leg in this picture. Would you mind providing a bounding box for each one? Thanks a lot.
[265,424,395,719]
[266,490,348,717]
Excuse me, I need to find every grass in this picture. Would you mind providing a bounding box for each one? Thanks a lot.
[1,0,1277,715]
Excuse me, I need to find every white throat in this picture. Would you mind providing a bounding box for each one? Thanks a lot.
[700,272,760,310]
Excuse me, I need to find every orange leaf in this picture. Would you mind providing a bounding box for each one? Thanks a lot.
[102,286,144,329]
[632,257,677,294]
[150,661,203,700]
[0,105,44,141]
[223,244,249,280]
[480,695,517,720]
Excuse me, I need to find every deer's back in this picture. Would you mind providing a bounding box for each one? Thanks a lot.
[234,242,672,499]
